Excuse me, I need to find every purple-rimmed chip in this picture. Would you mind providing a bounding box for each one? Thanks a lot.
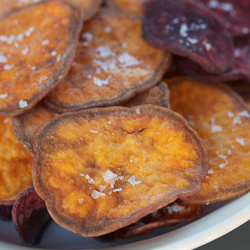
[142,0,234,74]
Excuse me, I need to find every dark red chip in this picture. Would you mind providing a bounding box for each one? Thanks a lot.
[0,205,12,221]
[142,0,234,74]
[177,35,250,83]
[201,0,250,37]
[11,187,50,243]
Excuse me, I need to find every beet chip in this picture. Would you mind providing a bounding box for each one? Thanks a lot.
[177,36,250,83]
[123,81,170,108]
[97,199,204,241]
[0,117,33,205]
[201,0,250,37]
[106,0,144,17]
[13,103,57,154]
[12,187,50,243]
[0,0,100,21]
[45,9,171,113]
[0,1,83,116]
[32,105,208,236]
[143,0,234,74]
[168,77,250,204]
[0,205,12,221]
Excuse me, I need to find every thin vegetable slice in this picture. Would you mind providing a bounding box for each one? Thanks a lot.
[168,77,250,204]
[177,36,250,83]
[106,0,144,17]
[143,0,234,74]
[97,199,204,241]
[201,0,250,37]
[32,105,208,236]
[0,0,83,116]
[0,0,100,21]
[123,81,170,108]
[0,117,33,205]
[12,187,49,243]
[13,103,57,153]
[45,9,171,113]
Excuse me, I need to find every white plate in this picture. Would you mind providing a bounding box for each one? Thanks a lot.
[0,192,249,250]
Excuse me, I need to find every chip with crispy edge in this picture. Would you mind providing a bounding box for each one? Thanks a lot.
[32,105,208,237]
[96,199,204,241]
[12,187,49,243]
[0,0,100,21]
[123,81,170,108]
[0,0,83,116]
[142,0,234,74]
[45,9,171,113]
[177,36,250,83]
[168,77,250,204]
[12,103,57,153]
[0,117,33,205]
[201,0,250,37]
[106,0,144,17]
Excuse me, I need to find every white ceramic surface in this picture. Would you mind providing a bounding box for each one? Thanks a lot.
[0,192,249,250]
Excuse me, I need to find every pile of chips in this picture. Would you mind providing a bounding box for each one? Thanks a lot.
[0,0,249,244]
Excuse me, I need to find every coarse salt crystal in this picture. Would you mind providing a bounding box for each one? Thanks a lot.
[85,174,90,180]
[239,110,250,118]
[236,137,244,146]
[0,94,8,99]
[118,53,139,67]
[99,185,107,192]
[93,76,112,87]
[90,129,98,133]
[4,64,12,70]
[96,46,112,58]
[207,168,214,174]
[135,108,140,114]
[179,23,188,37]
[127,175,141,186]
[167,204,185,215]
[21,48,29,55]
[232,116,241,125]
[227,111,234,118]
[211,118,222,133]
[51,51,57,56]
[42,40,50,46]
[78,198,84,204]
[0,55,8,63]
[113,188,122,192]
[19,100,28,109]
[88,178,95,184]
[91,190,105,199]
[103,170,118,188]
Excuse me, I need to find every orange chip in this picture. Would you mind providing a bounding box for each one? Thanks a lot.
[106,0,144,17]
[0,1,83,116]
[45,9,171,113]
[123,81,170,108]
[13,103,57,153]
[168,77,250,204]
[0,0,100,21]
[0,117,33,205]
[97,199,204,240]
[32,105,208,236]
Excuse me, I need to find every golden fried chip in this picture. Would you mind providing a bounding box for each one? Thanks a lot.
[98,199,204,240]
[45,9,171,113]
[0,0,100,21]
[13,103,57,153]
[106,0,144,17]
[0,117,33,205]
[0,1,83,116]
[123,81,170,108]
[168,77,250,204]
[32,105,208,236]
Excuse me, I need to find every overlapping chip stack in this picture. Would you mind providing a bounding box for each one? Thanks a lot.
[0,0,249,245]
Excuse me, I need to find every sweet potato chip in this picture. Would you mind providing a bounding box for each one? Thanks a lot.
[0,0,100,21]
[45,9,171,113]
[106,0,144,17]
[0,205,12,221]
[97,199,204,241]
[0,117,33,205]
[177,36,250,83]
[32,105,208,236]
[123,81,170,108]
[12,187,49,243]
[143,0,234,74]
[0,1,83,116]
[13,103,57,153]
[168,77,250,204]
[201,0,250,37]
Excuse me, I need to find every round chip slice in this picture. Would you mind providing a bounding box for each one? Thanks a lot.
[97,199,204,241]
[45,9,171,113]
[168,77,250,204]
[32,105,208,236]
[0,117,33,205]
[176,36,250,83]
[201,0,250,37]
[106,0,144,17]
[0,0,100,21]
[0,0,83,116]
[142,0,234,74]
